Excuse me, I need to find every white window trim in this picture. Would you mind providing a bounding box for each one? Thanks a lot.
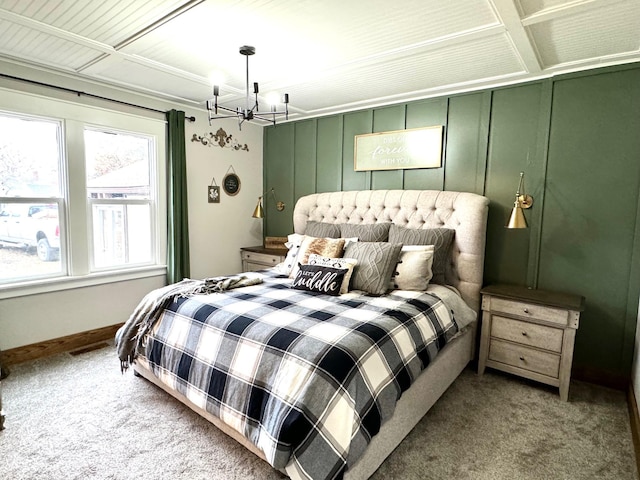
[0,86,168,298]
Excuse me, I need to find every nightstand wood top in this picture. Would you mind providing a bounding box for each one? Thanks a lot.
[481,284,585,312]
[241,245,289,256]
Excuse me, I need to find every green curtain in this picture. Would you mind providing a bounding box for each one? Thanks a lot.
[166,109,190,284]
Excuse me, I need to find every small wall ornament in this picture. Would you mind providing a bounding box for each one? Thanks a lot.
[223,165,241,196]
[208,177,220,203]
[191,128,249,151]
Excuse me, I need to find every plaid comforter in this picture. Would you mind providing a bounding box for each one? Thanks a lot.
[138,270,459,480]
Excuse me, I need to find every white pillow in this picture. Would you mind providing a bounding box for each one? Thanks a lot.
[307,254,358,294]
[273,233,304,275]
[390,245,435,291]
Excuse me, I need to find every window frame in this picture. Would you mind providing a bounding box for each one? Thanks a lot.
[0,88,167,299]
[83,125,159,272]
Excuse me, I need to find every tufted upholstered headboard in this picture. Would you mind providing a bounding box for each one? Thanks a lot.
[293,190,489,311]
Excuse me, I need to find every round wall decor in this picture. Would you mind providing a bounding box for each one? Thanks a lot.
[223,172,241,196]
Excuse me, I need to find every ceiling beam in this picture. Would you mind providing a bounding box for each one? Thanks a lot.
[490,0,542,73]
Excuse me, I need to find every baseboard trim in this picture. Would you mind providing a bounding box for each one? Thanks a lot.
[1,324,122,366]
[629,386,640,475]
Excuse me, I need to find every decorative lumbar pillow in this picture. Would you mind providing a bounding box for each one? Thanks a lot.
[388,225,455,285]
[390,245,435,291]
[291,263,347,296]
[307,253,358,294]
[339,223,392,242]
[305,221,340,238]
[288,236,346,278]
[343,242,403,295]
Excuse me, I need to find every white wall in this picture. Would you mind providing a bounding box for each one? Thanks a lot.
[0,276,166,349]
[185,118,263,279]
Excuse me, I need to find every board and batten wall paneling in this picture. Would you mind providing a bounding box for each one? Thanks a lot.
[404,98,449,191]
[371,105,406,190]
[342,110,373,191]
[264,122,294,237]
[316,116,344,193]
[263,63,640,384]
[483,82,548,288]
[538,68,640,381]
[443,92,491,194]
[293,119,318,203]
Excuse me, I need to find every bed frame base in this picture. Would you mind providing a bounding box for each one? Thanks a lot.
[133,324,474,479]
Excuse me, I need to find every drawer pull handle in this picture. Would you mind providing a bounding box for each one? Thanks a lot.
[523,308,529,314]
[519,356,525,362]
[521,331,528,337]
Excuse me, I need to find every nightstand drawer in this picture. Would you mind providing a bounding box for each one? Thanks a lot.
[241,251,281,266]
[491,315,563,353]
[489,339,560,378]
[489,297,569,327]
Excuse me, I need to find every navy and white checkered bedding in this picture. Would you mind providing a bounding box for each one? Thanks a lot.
[139,270,459,480]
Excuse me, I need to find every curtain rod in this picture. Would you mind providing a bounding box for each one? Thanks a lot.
[0,72,196,122]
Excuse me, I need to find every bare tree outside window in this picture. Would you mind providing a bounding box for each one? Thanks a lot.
[0,114,63,282]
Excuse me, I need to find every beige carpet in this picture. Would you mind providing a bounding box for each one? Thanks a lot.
[0,343,637,480]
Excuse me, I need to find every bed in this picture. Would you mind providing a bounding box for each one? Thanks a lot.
[120,189,489,480]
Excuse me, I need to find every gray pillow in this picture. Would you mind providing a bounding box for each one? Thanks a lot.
[340,223,391,242]
[388,225,455,285]
[305,221,340,238]
[344,242,402,295]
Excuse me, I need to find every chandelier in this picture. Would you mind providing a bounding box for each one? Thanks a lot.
[206,45,290,129]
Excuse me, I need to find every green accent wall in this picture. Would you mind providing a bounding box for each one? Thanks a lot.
[263,63,640,386]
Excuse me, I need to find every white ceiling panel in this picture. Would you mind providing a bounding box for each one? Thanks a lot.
[527,1,640,68]
[124,0,500,84]
[0,0,639,120]
[272,33,525,115]
[84,56,211,103]
[0,18,105,70]
[0,0,188,45]
[518,0,581,16]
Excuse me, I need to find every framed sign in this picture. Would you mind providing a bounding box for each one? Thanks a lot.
[208,185,220,203]
[223,172,241,196]
[354,126,443,171]
[208,176,220,203]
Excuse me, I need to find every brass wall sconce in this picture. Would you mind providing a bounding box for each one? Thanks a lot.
[506,172,533,229]
[252,188,285,218]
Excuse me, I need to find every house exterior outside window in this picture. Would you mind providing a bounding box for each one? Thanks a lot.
[0,90,166,294]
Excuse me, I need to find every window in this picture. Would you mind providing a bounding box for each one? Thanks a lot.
[84,129,155,269]
[0,114,65,283]
[0,91,166,291]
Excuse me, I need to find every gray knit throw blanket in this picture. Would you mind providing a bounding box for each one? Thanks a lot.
[115,275,263,372]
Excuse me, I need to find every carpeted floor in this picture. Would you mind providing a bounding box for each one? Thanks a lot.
[0,343,637,480]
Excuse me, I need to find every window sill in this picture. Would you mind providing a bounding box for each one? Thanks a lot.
[0,265,167,300]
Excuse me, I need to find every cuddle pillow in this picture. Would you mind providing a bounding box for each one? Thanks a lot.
[389,245,435,291]
[307,253,358,294]
[291,263,347,296]
[305,221,340,238]
[288,236,346,278]
[339,223,391,242]
[388,225,455,285]
[343,242,403,295]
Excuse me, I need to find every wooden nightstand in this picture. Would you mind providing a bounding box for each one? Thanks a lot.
[240,246,287,272]
[478,284,585,401]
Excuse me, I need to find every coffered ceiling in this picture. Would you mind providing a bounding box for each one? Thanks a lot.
[0,0,638,121]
